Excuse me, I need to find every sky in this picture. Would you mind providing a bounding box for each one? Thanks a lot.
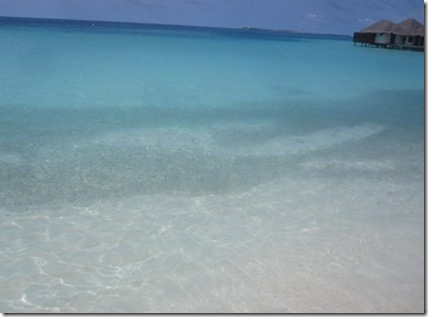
[0,0,424,35]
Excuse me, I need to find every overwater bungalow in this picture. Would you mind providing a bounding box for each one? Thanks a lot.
[353,18,424,51]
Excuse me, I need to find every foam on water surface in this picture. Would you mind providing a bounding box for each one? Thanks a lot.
[92,122,384,157]
[0,18,424,313]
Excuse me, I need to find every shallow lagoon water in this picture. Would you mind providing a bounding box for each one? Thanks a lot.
[0,18,424,313]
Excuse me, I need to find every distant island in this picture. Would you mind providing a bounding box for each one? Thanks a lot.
[241,26,352,38]
[241,27,299,33]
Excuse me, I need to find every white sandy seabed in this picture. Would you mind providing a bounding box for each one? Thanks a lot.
[0,121,424,313]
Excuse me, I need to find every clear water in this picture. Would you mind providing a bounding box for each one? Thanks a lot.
[0,18,424,313]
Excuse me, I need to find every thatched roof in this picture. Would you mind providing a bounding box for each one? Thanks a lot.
[361,18,424,36]
[361,19,402,33]
[396,18,424,36]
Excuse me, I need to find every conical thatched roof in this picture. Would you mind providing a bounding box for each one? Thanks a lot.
[361,18,424,36]
[361,19,403,33]
[395,18,424,36]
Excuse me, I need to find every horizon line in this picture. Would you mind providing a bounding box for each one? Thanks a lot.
[0,15,353,37]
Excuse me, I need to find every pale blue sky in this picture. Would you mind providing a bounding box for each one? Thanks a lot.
[0,0,424,35]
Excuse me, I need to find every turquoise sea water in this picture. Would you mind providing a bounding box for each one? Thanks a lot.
[0,17,424,313]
